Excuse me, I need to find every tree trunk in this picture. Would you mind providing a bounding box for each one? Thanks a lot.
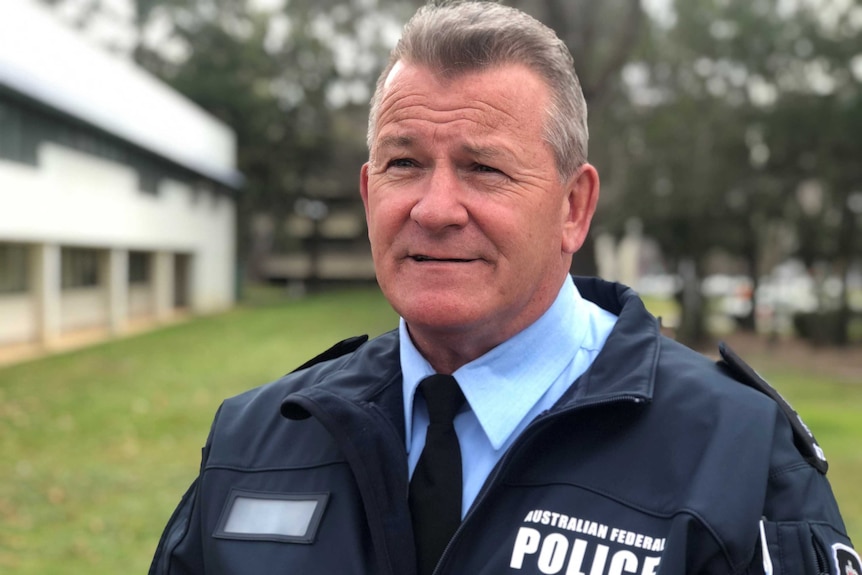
[738,221,759,332]
[675,257,709,347]
[834,191,856,346]
[571,232,598,277]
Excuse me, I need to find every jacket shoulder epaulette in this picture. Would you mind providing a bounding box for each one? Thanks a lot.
[289,334,369,374]
[716,341,828,474]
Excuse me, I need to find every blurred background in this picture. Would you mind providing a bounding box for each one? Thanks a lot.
[0,0,860,573]
[2,0,861,353]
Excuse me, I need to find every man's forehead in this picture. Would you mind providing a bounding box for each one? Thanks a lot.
[383,60,407,91]
[371,61,551,159]
[377,62,544,122]
[376,133,510,158]
[382,59,532,94]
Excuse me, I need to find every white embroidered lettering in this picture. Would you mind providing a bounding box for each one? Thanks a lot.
[565,539,589,575]
[509,528,663,575]
[589,544,609,575]
[511,527,542,568]
[641,556,661,575]
[608,550,638,575]
[538,533,570,574]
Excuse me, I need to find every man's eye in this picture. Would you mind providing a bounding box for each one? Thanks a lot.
[473,164,502,174]
[387,158,416,169]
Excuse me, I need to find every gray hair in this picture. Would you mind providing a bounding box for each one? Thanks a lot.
[366,0,589,180]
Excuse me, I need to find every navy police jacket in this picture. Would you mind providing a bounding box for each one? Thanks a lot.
[150,278,858,575]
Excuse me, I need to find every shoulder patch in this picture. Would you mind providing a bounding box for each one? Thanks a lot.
[717,342,828,475]
[289,335,369,374]
[833,543,862,575]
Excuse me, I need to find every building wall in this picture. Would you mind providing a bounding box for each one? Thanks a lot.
[0,293,36,344]
[0,143,235,313]
[129,284,154,318]
[0,142,235,348]
[59,287,109,332]
[0,2,239,354]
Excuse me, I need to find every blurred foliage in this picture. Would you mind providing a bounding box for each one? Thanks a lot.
[590,0,862,344]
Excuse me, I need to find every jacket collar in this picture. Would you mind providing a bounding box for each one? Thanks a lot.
[563,276,660,408]
[280,329,403,425]
[282,277,660,421]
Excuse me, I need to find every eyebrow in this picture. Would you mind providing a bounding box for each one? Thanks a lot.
[376,135,414,151]
[374,136,514,164]
[462,144,506,161]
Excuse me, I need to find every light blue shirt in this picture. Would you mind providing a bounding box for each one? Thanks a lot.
[401,275,618,517]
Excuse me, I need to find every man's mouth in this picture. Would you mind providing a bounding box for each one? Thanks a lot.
[411,255,474,263]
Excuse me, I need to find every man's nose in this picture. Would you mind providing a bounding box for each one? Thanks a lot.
[409,166,469,232]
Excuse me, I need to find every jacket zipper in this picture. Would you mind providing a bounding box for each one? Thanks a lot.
[759,518,773,575]
[432,393,647,575]
[812,532,830,575]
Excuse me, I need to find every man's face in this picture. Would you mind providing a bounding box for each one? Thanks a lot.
[361,62,597,359]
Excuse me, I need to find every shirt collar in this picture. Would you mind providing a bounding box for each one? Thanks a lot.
[401,275,589,450]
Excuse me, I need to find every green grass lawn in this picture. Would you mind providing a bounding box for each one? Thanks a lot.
[744,365,862,545]
[1,288,859,574]
[0,288,399,574]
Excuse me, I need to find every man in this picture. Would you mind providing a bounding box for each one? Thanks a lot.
[150,2,858,574]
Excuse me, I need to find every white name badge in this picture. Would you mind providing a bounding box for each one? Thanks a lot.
[214,490,329,544]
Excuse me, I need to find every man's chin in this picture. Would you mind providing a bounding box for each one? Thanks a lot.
[397,302,486,337]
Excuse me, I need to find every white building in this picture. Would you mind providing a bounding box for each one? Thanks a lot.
[0,1,242,358]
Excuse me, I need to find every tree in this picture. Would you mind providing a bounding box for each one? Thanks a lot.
[602,0,862,345]
[510,0,646,276]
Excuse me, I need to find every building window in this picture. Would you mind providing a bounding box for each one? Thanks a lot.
[128,251,151,284]
[0,95,230,198]
[61,248,100,289]
[0,243,29,294]
[0,98,38,166]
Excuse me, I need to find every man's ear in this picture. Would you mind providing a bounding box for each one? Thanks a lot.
[359,162,371,218]
[561,163,600,255]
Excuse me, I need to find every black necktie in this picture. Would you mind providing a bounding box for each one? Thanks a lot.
[409,374,466,575]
